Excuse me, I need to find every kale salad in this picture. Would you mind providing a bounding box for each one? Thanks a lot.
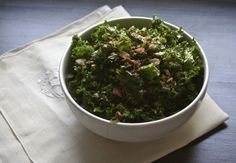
[67,17,204,123]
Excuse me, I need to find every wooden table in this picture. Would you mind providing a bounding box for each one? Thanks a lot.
[1,0,235,162]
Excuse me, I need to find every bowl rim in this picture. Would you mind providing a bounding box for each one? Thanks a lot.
[59,16,209,127]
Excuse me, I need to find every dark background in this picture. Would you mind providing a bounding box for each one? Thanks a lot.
[0,0,236,162]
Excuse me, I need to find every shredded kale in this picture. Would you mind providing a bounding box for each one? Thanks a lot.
[67,17,204,123]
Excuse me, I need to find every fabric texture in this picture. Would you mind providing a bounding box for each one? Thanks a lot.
[0,5,229,163]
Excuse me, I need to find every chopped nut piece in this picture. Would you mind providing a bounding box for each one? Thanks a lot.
[164,69,171,76]
[67,74,74,79]
[145,36,152,41]
[161,75,176,88]
[149,58,160,66]
[75,59,86,65]
[148,44,157,49]
[154,52,165,58]
[131,32,144,41]
[167,77,173,83]
[94,93,99,98]
[115,111,123,121]
[119,51,131,60]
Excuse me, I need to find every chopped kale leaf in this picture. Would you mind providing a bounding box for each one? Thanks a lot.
[67,17,204,123]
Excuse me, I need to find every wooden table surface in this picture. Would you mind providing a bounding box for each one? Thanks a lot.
[0,0,235,162]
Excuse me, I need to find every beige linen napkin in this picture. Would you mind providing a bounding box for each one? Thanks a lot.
[0,111,31,163]
[0,5,229,163]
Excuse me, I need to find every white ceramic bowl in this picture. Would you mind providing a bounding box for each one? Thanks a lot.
[59,17,209,142]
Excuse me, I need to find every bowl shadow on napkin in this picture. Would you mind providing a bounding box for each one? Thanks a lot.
[70,117,227,163]
[71,123,159,163]
[153,123,228,163]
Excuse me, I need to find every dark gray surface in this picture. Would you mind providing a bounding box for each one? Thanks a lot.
[0,0,236,162]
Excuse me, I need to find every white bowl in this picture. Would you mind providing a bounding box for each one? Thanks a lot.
[59,17,209,142]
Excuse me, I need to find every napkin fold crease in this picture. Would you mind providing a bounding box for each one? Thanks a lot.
[0,5,229,163]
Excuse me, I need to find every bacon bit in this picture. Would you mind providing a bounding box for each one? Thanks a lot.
[112,87,123,97]
[135,47,145,54]
[170,80,177,87]
[115,111,123,121]
[126,58,141,70]
[125,57,134,64]
[161,74,168,81]
[133,60,141,69]
[119,51,141,69]
[148,44,156,49]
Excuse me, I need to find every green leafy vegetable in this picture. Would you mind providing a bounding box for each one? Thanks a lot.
[67,17,204,123]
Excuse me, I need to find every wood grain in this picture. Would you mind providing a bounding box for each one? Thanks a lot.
[0,0,235,162]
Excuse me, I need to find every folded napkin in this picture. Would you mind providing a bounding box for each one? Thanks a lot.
[0,5,229,163]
